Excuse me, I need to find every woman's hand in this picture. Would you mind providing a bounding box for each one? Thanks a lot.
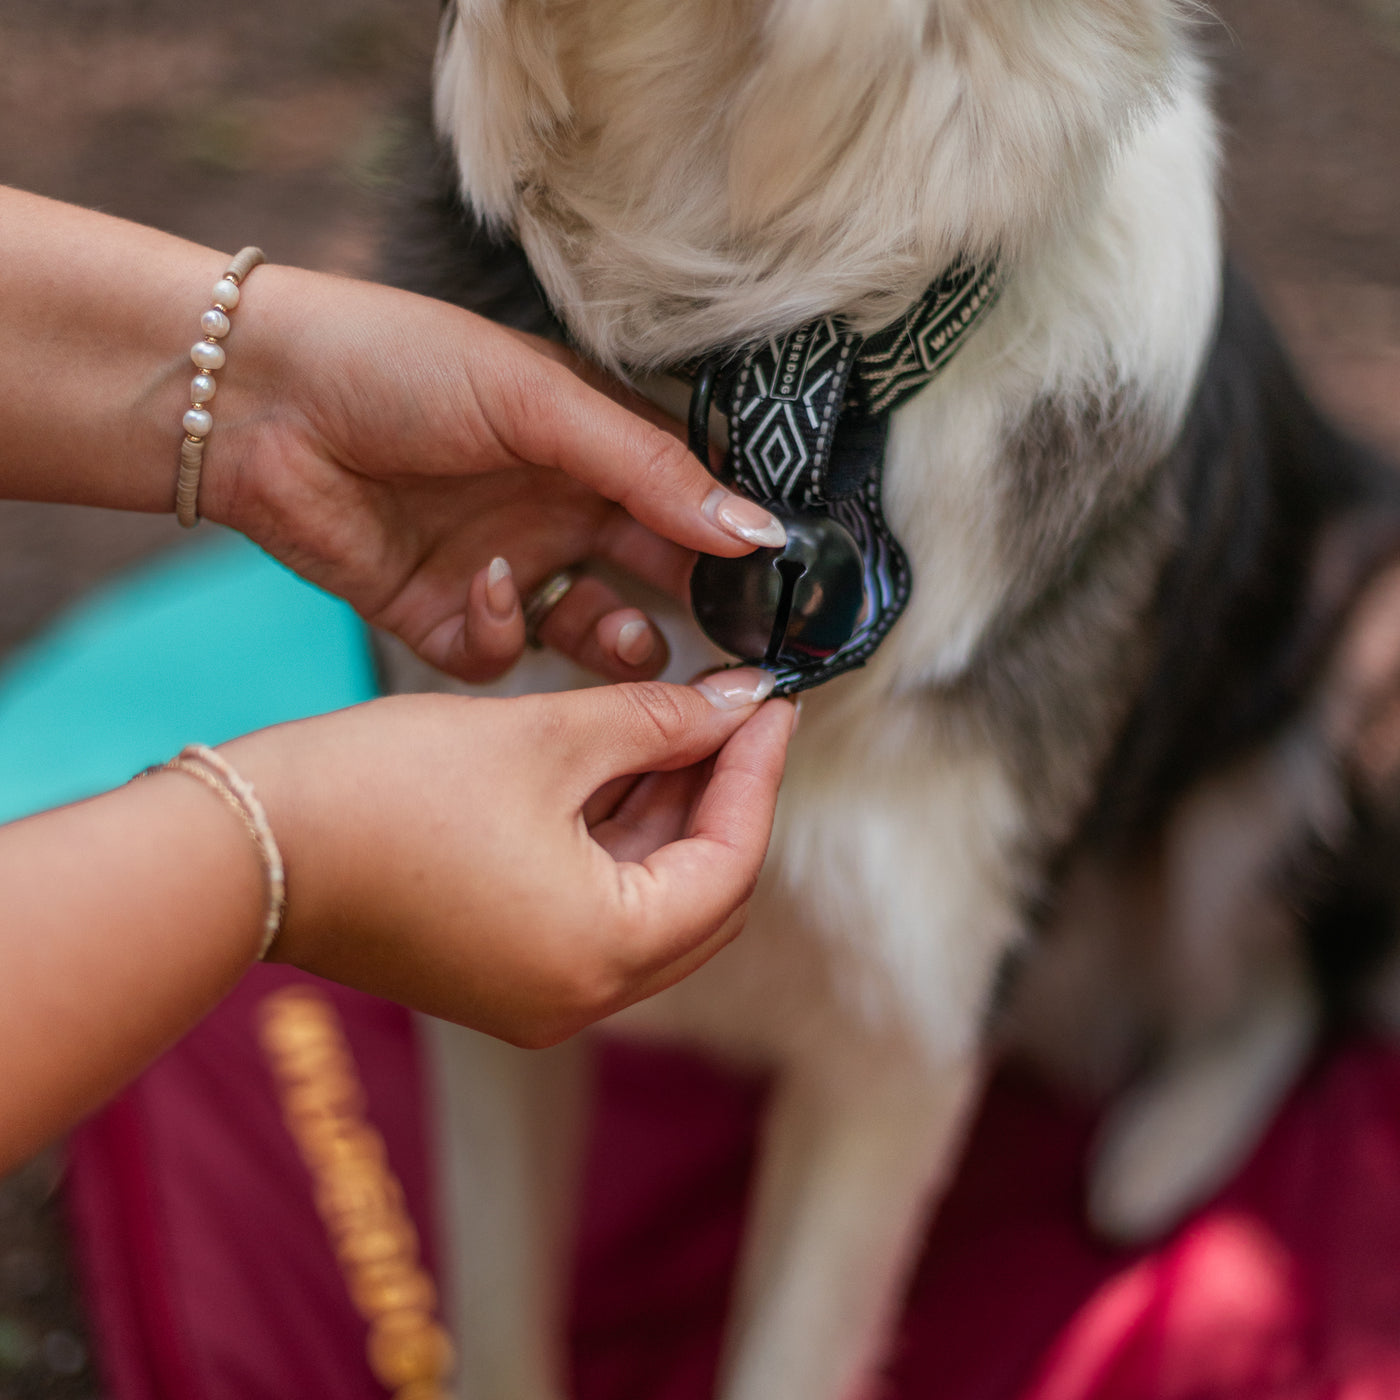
[197,264,783,684]
[227,673,794,1046]
[0,189,784,686]
[0,671,791,1165]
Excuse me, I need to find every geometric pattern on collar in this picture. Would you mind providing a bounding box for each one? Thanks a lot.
[713,259,1002,693]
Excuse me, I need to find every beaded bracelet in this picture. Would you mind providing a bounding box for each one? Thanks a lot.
[176,246,265,528]
[137,744,286,959]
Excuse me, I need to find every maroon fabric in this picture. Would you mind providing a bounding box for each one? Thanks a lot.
[569,1042,1400,1400]
[69,978,1400,1400]
[67,965,441,1400]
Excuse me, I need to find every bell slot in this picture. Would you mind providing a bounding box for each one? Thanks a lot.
[764,557,807,666]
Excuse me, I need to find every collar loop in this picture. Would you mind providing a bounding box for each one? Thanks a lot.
[689,259,1002,694]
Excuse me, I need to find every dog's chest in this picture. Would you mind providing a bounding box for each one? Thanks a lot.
[613,675,1032,1069]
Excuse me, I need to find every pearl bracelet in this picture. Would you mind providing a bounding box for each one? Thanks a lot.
[136,744,286,959]
[175,246,265,529]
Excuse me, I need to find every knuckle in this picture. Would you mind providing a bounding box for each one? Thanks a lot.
[619,681,692,747]
[556,963,628,1032]
[505,944,633,1049]
[518,688,561,726]
[608,897,675,984]
[620,434,692,511]
[533,703,571,753]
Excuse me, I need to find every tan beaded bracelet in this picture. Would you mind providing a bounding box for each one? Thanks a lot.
[176,247,265,528]
[137,744,286,959]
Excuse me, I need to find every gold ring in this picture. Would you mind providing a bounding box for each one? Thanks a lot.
[522,569,580,649]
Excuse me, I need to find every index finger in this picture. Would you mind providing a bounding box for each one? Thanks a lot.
[484,337,788,559]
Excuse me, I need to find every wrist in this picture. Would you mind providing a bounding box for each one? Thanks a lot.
[217,716,348,972]
[120,245,235,516]
[186,262,313,536]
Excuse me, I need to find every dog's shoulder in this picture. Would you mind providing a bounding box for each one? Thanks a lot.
[1089,265,1400,842]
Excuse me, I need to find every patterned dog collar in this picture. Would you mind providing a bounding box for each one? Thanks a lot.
[689,259,1002,694]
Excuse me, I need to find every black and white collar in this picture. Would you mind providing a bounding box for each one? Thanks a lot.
[688,259,1002,694]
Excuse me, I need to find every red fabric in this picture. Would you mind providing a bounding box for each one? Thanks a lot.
[569,1042,1400,1400]
[68,973,1400,1400]
[67,966,440,1400]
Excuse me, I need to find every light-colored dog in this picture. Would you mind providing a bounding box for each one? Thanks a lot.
[381,3,1400,1396]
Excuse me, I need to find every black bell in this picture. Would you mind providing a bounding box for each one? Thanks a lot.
[691,511,866,669]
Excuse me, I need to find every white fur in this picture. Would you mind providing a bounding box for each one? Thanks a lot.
[1089,961,1318,1241]
[424,1023,586,1399]
[719,1056,981,1399]
[435,0,1190,371]
[419,4,1224,1395]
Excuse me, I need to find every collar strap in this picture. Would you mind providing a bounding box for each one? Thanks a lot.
[695,258,1001,693]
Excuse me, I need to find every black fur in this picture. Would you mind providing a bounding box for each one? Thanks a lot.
[381,124,562,340]
[1082,269,1400,1020]
[1089,268,1400,842]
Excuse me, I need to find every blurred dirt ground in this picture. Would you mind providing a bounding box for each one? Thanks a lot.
[1,2,1398,1395]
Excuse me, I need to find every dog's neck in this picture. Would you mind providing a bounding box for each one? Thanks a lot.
[435,0,1186,372]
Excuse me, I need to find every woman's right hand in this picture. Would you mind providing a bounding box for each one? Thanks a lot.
[226,672,794,1047]
[198,262,786,685]
[0,189,785,688]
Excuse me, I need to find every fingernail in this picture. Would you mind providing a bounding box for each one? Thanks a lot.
[703,487,787,548]
[615,617,656,667]
[694,666,777,710]
[792,696,803,733]
[485,556,516,621]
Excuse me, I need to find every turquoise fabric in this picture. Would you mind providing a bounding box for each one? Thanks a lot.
[0,531,378,825]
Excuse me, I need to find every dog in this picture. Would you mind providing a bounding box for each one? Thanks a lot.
[379,2,1400,1395]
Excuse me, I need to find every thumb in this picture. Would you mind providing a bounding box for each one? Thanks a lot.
[536,670,779,796]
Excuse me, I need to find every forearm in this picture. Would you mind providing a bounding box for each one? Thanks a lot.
[0,185,243,512]
[0,772,266,1170]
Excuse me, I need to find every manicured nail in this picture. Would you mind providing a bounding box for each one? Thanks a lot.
[694,666,777,710]
[615,617,655,667]
[703,487,787,548]
[485,556,516,621]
